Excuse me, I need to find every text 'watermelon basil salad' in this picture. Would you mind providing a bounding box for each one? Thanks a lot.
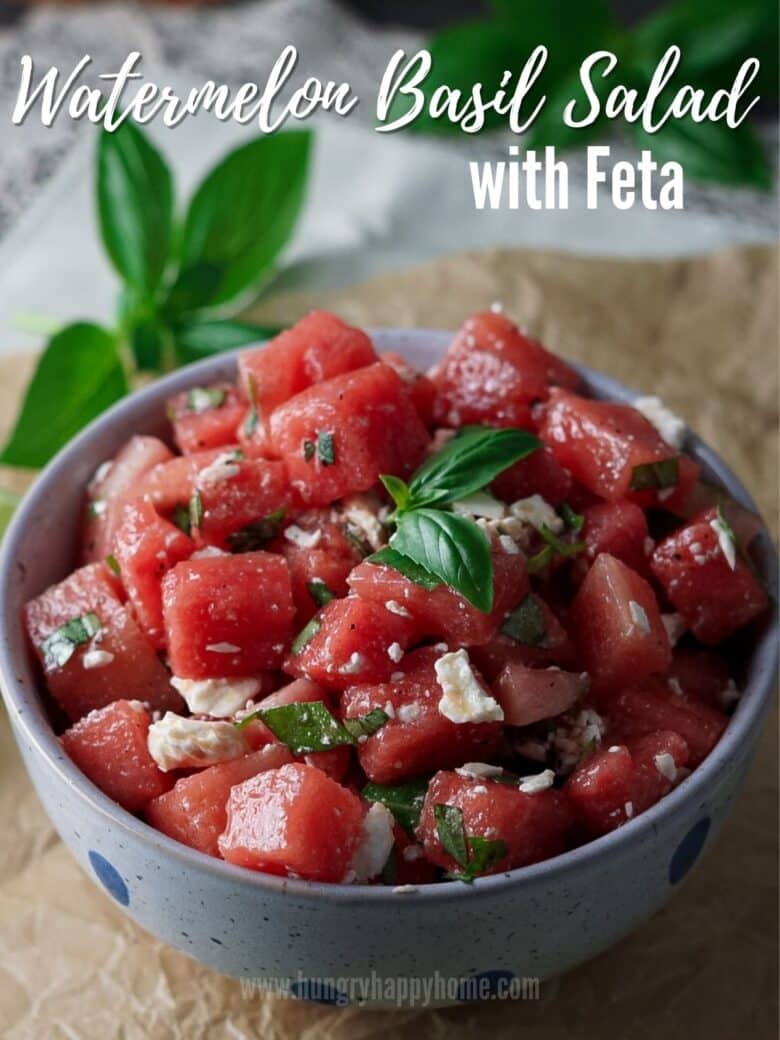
[24,309,769,887]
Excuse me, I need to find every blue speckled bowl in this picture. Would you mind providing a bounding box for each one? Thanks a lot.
[1,330,777,1009]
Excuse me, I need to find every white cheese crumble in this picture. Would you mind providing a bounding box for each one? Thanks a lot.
[402,844,424,862]
[191,546,227,559]
[147,713,247,771]
[340,494,387,552]
[397,702,422,724]
[661,612,686,647]
[452,491,506,521]
[498,534,520,555]
[435,649,504,724]
[170,676,262,718]
[668,677,684,697]
[633,395,686,449]
[625,801,634,819]
[82,649,115,670]
[392,884,418,894]
[709,514,737,570]
[197,450,242,486]
[284,524,322,550]
[654,752,678,783]
[508,494,563,534]
[719,678,741,708]
[456,762,504,780]
[345,803,395,883]
[386,600,412,618]
[517,769,555,794]
[553,709,606,773]
[387,642,404,663]
[206,642,241,654]
[628,600,651,635]
[338,652,366,676]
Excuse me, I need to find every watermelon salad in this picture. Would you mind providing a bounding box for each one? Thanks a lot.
[24,309,769,887]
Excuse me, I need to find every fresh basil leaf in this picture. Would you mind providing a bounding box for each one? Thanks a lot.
[317,431,336,466]
[408,426,540,509]
[560,503,584,533]
[167,130,312,312]
[189,489,203,531]
[0,489,20,538]
[290,616,321,655]
[380,474,411,512]
[539,524,584,558]
[307,578,334,607]
[629,457,680,491]
[174,319,281,365]
[97,121,173,297]
[244,374,259,438]
[245,700,353,753]
[362,779,429,834]
[366,547,442,590]
[501,594,547,646]
[526,544,555,576]
[343,708,389,741]
[172,504,191,535]
[447,836,508,883]
[41,612,101,670]
[434,803,469,868]
[630,114,771,190]
[105,553,121,577]
[391,509,494,611]
[0,323,128,468]
[226,509,286,553]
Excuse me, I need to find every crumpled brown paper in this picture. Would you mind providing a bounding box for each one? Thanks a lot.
[1,246,777,1039]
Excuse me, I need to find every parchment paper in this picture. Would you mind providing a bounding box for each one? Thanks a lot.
[1,246,777,1039]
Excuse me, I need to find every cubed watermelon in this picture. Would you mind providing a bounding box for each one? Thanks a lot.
[650,508,768,645]
[576,500,651,580]
[146,744,293,857]
[492,662,587,727]
[134,447,234,513]
[24,563,180,721]
[113,499,195,648]
[540,388,699,510]
[62,700,173,813]
[469,594,577,678]
[380,351,437,427]
[218,762,366,881]
[417,770,573,874]
[667,647,733,709]
[492,444,573,506]
[167,383,248,455]
[269,363,430,507]
[194,457,290,549]
[162,552,295,678]
[571,553,671,698]
[341,646,502,783]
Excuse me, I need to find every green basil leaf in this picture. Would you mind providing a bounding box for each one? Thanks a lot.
[41,612,101,670]
[434,803,470,868]
[172,504,191,535]
[167,130,312,312]
[189,489,203,531]
[526,544,555,576]
[380,474,411,512]
[366,547,442,590]
[0,489,20,538]
[630,114,771,190]
[407,426,540,508]
[447,835,508,883]
[342,708,389,741]
[560,503,584,533]
[174,319,281,365]
[307,578,334,607]
[97,121,173,296]
[0,323,128,468]
[362,779,429,834]
[290,616,321,655]
[246,700,353,754]
[226,509,286,553]
[501,593,547,646]
[105,553,121,577]
[391,509,494,611]
[629,457,680,491]
[539,523,584,558]
[317,431,336,466]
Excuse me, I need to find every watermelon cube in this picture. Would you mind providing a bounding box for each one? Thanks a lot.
[492,662,587,727]
[167,383,248,455]
[417,770,573,875]
[24,563,180,721]
[162,552,295,678]
[650,508,768,645]
[576,500,651,580]
[218,762,366,881]
[113,499,195,648]
[194,457,290,549]
[134,447,234,513]
[146,744,293,857]
[341,646,502,783]
[470,593,576,679]
[571,553,671,698]
[492,444,573,506]
[380,351,436,427]
[238,311,378,415]
[269,362,430,507]
[62,700,173,813]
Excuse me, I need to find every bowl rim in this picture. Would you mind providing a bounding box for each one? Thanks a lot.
[0,328,777,905]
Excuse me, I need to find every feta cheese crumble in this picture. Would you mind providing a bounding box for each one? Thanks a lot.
[147,713,247,771]
[455,762,504,780]
[628,600,651,635]
[517,769,555,794]
[170,676,262,718]
[452,491,506,521]
[284,525,322,550]
[340,494,388,552]
[709,513,737,570]
[345,803,395,883]
[206,642,241,654]
[508,495,563,534]
[654,752,677,783]
[82,649,115,670]
[633,395,686,449]
[625,801,634,819]
[338,652,366,676]
[386,600,412,618]
[387,642,404,664]
[397,702,422,724]
[661,612,686,647]
[435,649,504,724]
[197,450,242,486]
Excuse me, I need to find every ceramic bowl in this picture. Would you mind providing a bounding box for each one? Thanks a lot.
[1,329,777,1009]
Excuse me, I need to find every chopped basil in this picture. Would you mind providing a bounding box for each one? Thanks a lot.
[363,779,429,834]
[560,503,584,533]
[527,524,584,575]
[226,509,286,553]
[526,545,554,576]
[303,439,316,461]
[380,474,411,513]
[501,594,547,646]
[317,431,336,466]
[290,616,321,655]
[343,708,389,741]
[189,489,203,531]
[716,503,737,547]
[187,386,225,413]
[367,546,441,589]
[172,503,191,535]
[434,802,507,883]
[629,457,680,492]
[41,612,102,670]
[105,553,121,577]
[243,374,259,437]
[307,578,334,607]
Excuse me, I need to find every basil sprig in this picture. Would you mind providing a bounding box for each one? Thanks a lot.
[434,803,507,883]
[1,121,311,468]
[362,779,429,834]
[629,457,680,492]
[41,612,102,670]
[373,426,540,613]
[236,700,388,754]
